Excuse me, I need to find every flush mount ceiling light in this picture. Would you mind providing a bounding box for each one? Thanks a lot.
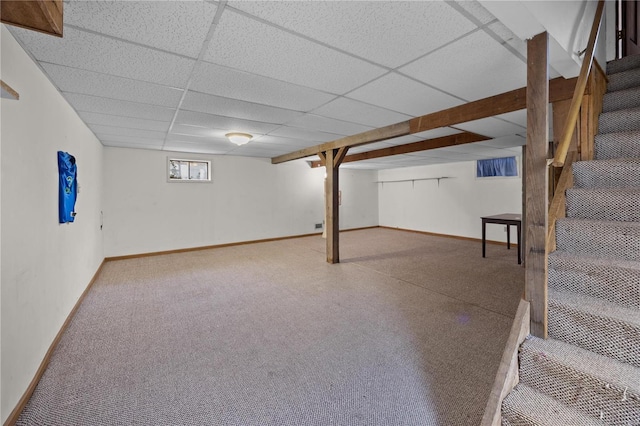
[225,132,253,146]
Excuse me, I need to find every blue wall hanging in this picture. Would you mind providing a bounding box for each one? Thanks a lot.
[58,151,78,223]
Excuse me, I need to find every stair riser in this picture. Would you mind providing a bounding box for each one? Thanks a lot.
[519,349,640,424]
[603,87,640,112]
[555,221,640,261]
[573,163,640,189]
[607,68,640,92]
[598,109,640,134]
[594,131,640,160]
[566,189,640,222]
[548,302,640,367]
[549,267,640,309]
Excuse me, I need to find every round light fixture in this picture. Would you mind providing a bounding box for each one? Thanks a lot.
[225,132,253,146]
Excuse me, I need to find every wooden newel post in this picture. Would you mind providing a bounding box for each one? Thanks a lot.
[525,32,549,338]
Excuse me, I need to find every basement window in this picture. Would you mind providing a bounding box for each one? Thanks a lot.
[168,158,211,182]
[476,156,518,178]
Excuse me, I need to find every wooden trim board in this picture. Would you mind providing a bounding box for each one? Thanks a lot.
[378,226,519,248]
[4,260,106,426]
[480,299,531,426]
[105,227,379,262]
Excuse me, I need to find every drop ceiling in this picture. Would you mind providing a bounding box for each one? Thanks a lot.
[7,0,545,169]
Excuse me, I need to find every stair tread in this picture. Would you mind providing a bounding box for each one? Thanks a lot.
[549,250,640,272]
[574,158,640,166]
[556,216,640,233]
[549,287,640,326]
[521,336,640,390]
[502,384,605,426]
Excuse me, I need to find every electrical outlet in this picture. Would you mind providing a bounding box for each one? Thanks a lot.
[315,223,323,229]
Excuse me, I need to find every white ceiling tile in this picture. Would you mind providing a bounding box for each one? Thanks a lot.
[311,98,412,128]
[475,135,527,149]
[170,124,243,140]
[12,26,194,87]
[268,126,343,143]
[102,141,163,151]
[382,135,424,146]
[452,0,496,25]
[227,145,291,158]
[166,133,230,146]
[174,111,281,135]
[89,125,166,141]
[66,0,217,58]
[229,1,476,68]
[286,114,372,136]
[400,31,527,101]
[191,61,335,111]
[453,117,525,138]
[79,112,170,133]
[348,142,396,154]
[42,63,183,108]
[411,127,464,140]
[437,143,502,155]
[162,142,233,155]
[95,133,165,146]
[251,135,319,149]
[495,110,527,128]
[203,9,386,94]
[181,91,303,123]
[65,93,176,121]
[347,73,464,117]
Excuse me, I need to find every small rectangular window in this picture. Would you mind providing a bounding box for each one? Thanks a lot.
[477,156,518,178]
[168,158,211,182]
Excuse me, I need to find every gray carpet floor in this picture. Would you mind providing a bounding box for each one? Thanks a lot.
[17,228,524,425]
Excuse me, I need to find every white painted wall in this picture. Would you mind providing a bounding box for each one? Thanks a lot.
[103,147,378,257]
[378,158,522,243]
[0,26,104,423]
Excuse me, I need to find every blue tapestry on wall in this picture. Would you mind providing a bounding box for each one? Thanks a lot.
[58,151,78,223]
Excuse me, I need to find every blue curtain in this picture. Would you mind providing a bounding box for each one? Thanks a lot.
[477,156,517,178]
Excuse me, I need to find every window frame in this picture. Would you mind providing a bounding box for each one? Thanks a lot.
[167,157,212,183]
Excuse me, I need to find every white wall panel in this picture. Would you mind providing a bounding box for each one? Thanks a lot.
[103,148,378,257]
[1,27,104,423]
[378,160,522,243]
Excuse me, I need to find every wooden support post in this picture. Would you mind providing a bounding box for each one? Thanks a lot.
[525,32,549,339]
[325,149,340,264]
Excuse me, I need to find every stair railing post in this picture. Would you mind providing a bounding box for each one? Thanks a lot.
[525,31,549,339]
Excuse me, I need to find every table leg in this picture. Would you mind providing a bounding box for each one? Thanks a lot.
[517,223,521,264]
[482,220,486,258]
[507,225,511,249]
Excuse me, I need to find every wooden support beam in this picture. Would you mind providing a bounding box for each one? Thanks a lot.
[334,147,349,168]
[525,32,549,339]
[1,0,63,37]
[309,132,490,168]
[325,149,340,264]
[317,151,326,167]
[272,77,576,165]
